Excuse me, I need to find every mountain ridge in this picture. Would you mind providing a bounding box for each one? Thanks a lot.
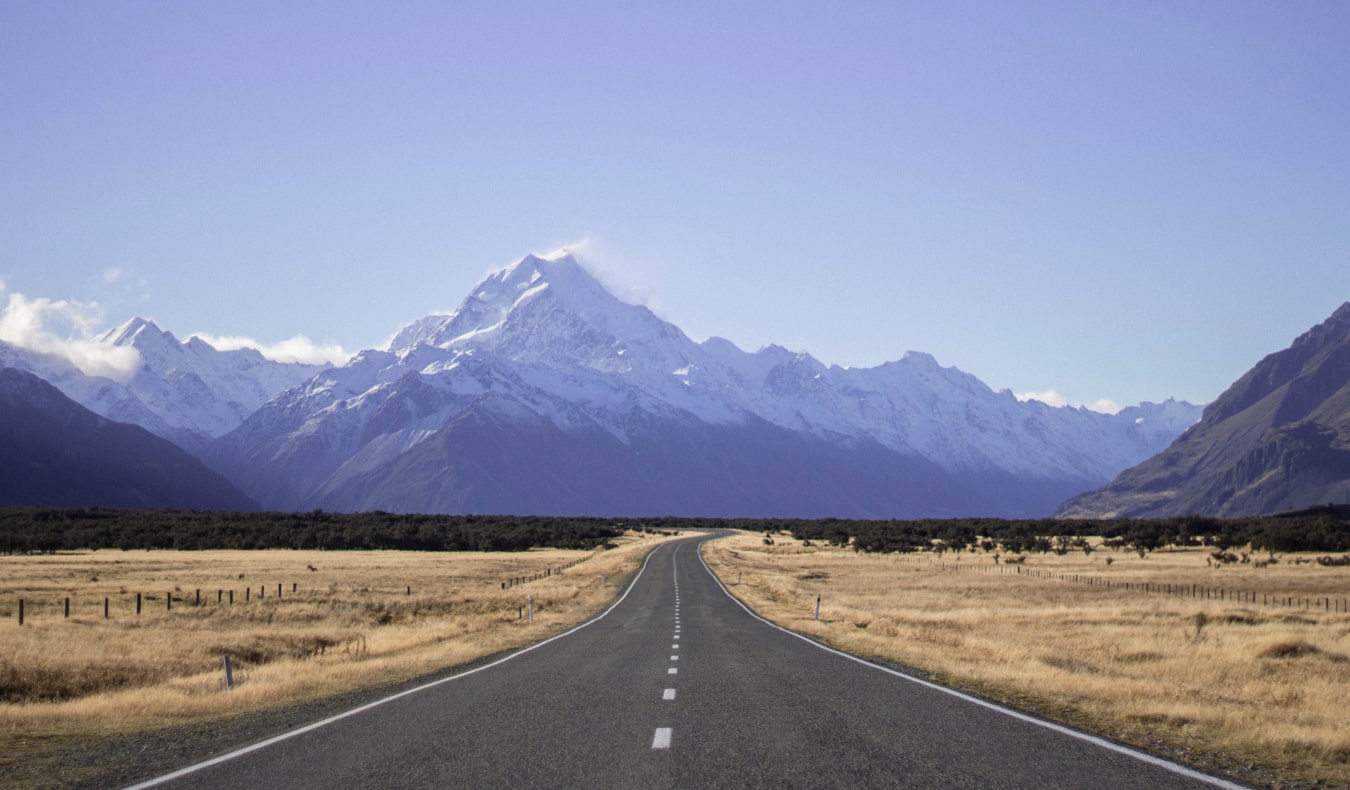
[1,319,329,453]
[1056,302,1350,518]
[0,367,257,510]
[205,253,1200,517]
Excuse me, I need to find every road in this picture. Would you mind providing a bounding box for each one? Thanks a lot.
[129,532,1242,789]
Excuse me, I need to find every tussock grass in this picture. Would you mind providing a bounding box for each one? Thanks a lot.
[704,532,1350,787]
[0,531,673,743]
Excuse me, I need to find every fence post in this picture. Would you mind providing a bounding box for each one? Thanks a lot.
[65,597,70,618]
[278,583,282,599]
[528,595,534,624]
[195,589,201,606]
[136,592,142,615]
[223,655,234,691]
[17,599,23,625]
[104,597,109,619]
[167,592,172,611]
[815,594,822,621]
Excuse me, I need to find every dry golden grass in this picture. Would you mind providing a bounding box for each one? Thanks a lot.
[703,532,1350,787]
[0,531,675,745]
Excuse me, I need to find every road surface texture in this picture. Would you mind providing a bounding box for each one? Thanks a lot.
[128,532,1244,789]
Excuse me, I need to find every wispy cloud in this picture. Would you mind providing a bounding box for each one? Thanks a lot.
[190,332,352,366]
[537,236,595,262]
[540,235,667,316]
[0,286,141,382]
[1015,389,1123,415]
[1085,397,1124,414]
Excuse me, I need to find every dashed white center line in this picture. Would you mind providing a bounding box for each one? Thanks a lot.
[663,688,676,701]
[668,667,678,675]
[670,655,678,661]
[652,728,672,749]
[672,644,679,649]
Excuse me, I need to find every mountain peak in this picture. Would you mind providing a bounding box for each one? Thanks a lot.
[497,252,600,298]
[1292,301,1350,350]
[391,253,645,356]
[100,317,173,348]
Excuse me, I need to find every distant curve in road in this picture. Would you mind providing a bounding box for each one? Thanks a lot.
[127,532,1245,789]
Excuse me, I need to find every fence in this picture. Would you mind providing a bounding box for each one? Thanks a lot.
[5,580,318,625]
[499,554,592,590]
[899,555,1350,614]
[9,546,610,625]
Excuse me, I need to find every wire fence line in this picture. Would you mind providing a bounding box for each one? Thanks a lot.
[894,554,1349,614]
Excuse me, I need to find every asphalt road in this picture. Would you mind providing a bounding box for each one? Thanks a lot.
[129,533,1243,789]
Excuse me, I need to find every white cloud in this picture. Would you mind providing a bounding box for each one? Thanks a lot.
[102,267,124,285]
[1016,389,1069,408]
[190,332,352,366]
[1015,389,1123,415]
[0,291,142,382]
[539,235,668,315]
[538,235,595,262]
[1085,397,1124,415]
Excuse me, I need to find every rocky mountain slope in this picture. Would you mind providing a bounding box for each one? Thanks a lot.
[0,367,257,510]
[1057,302,1350,518]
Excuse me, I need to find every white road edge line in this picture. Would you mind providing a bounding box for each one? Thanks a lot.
[697,532,1249,790]
[652,727,673,749]
[125,538,685,790]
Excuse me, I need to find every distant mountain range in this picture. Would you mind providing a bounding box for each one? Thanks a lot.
[1058,302,1350,519]
[2,252,1213,517]
[0,319,325,453]
[0,367,256,510]
[201,253,1198,517]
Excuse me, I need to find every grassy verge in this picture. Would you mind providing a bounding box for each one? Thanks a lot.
[702,531,1350,788]
[0,531,678,785]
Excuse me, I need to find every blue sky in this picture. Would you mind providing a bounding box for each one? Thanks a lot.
[1,2,1347,410]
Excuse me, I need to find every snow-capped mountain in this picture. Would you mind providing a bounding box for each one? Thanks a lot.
[1,320,329,452]
[207,253,1200,517]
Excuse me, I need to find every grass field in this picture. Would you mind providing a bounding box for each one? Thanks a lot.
[0,530,676,774]
[703,532,1350,788]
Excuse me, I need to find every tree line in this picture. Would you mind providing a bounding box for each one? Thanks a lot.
[778,506,1350,556]
[0,508,627,554]
[1,505,1345,556]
